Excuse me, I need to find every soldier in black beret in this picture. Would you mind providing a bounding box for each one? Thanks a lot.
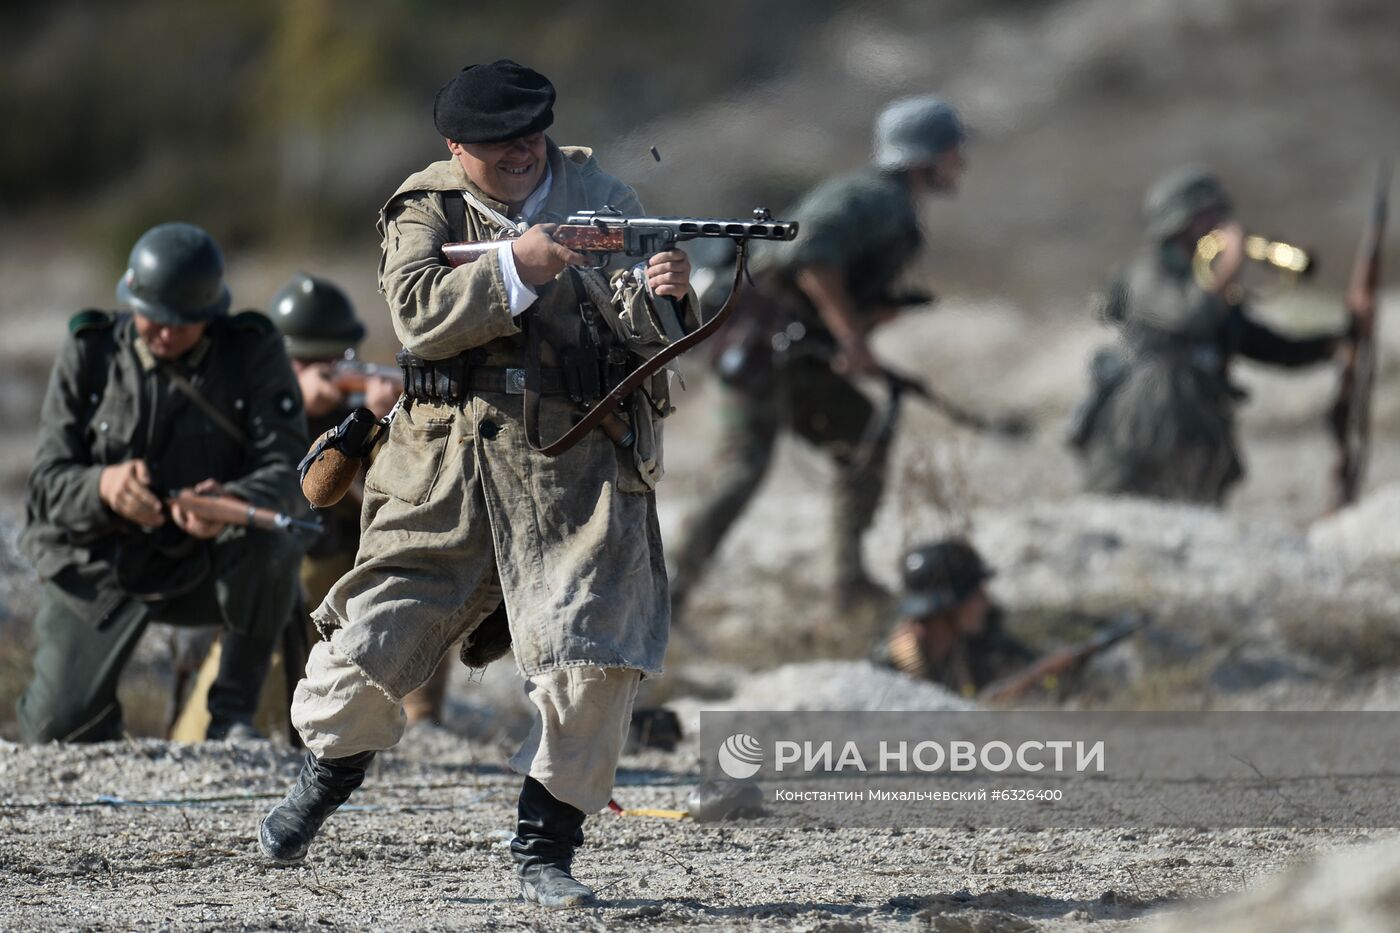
[433,58,557,144]
[259,59,696,911]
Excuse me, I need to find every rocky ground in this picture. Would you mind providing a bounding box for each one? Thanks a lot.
[6,286,1400,928]
[5,0,1400,923]
[3,271,1399,930]
[3,735,1392,933]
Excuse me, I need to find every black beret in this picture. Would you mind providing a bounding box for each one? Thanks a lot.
[433,59,556,144]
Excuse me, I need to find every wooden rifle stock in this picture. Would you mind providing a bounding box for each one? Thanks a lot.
[332,360,403,395]
[977,613,1150,704]
[166,489,320,535]
[1329,163,1391,511]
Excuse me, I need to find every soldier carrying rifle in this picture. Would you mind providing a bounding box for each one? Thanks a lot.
[875,539,1035,696]
[18,222,309,743]
[669,96,975,614]
[876,538,1149,702]
[270,273,461,729]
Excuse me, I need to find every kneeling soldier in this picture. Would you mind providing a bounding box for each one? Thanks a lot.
[259,60,692,909]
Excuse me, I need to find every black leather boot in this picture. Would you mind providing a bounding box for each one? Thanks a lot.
[207,627,276,741]
[258,751,374,863]
[511,777,596,908]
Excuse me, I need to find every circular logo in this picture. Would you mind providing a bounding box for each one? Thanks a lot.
[717,733,763,779]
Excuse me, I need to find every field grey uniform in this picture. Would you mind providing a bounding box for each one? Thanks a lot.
[19,307,306,742]
[1072,169,1340,503]
[668,167,923,605]
[291,143,676,812]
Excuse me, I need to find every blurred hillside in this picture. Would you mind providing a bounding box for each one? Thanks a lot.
[0,0,836,258]
[2,0,1396,311]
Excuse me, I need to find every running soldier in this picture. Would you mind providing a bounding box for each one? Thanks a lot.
[668,96,968,613]
[258,60,693,909]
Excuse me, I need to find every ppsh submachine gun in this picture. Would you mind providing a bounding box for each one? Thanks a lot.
[443,208,798,346]
[298,209,798,503]
[442,208,797,265]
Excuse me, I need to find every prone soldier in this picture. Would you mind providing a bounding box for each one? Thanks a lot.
[18,223,308,743]
[258,60,694,908]
[876,539,1034,696]
[877,539,1149,703]
[669,96,969,613]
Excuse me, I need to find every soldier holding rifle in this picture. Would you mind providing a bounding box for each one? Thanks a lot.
[877,538,1149,702]
[669,96,974,614]
[18,222,308,743]
[875,539,1034,696]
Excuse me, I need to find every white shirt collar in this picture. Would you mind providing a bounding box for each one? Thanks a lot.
[516,165,553,222]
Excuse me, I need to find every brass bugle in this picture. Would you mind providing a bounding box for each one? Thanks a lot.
[1195,229,1314,279]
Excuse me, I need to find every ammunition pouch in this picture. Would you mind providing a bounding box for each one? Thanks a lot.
[395,349,570,403]
[586,265,699,361]
[709,274,816,394]
[624,372,668,491]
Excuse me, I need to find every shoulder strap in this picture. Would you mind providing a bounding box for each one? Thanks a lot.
[159,361,248,446]
[443,190,467,241]
[523,242,753,456]
[76,311,121,425]
[459,188,524,235]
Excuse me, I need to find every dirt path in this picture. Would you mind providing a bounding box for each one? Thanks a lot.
[2,739,1383,931]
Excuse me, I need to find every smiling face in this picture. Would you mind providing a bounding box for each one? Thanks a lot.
[448,132,548,211]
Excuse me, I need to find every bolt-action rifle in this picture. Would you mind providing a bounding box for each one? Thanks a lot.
[977,612,1150,704]
[1329,163,1391,511]
[882,369,1032,438]
[165,489,321,535]
[848,367,1031,472]
[332,354,402,396]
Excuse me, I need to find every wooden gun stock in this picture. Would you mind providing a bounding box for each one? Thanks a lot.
[332,360,403,395]
[1329,162,1391,511]
[442,227,627,268]
[977,613,1150,704]
[166,490,320,535]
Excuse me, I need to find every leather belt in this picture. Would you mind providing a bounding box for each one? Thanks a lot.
[469,366,568,396]
[397,349,567,403]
